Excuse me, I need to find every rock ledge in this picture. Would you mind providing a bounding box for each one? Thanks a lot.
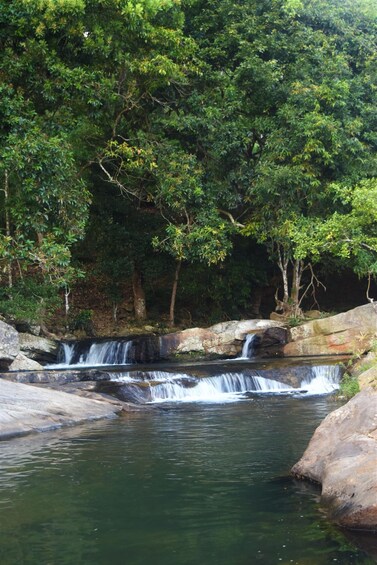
[0,379,122,441]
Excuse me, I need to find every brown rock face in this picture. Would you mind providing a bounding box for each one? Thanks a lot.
[159,319,287,358]
[292,388,377,530]
[284,304,377,356]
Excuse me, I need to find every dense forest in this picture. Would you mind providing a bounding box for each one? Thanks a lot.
[0,0,376,334]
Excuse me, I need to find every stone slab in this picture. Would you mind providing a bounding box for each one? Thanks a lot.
[0,378,122,440]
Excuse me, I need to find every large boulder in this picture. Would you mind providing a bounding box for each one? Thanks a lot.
[284,304,377,356]
[159,319,286,358]
[19,333,58,364]
[291,388,377,530]
[0,320,19,370]
[0,378,122,440]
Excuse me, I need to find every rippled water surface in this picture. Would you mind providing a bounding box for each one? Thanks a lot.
[0,396,375,564]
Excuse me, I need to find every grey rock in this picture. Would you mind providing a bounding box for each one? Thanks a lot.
[8,353,43,372]
[19,333,58,363]
[0,320,19,370]
[0,378,122,440]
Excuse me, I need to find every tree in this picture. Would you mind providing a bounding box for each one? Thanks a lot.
[236,0,377,315]
[0,0,194,324]
[0,117,90,323]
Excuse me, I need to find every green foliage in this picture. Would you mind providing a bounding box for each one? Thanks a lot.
[287,316,303,327]
[338,373,360,399]
[0,279,60,324]
[1,0,377,326]
[68,309,94,334]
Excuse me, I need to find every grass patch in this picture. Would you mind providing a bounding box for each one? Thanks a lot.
[338,373,360,400]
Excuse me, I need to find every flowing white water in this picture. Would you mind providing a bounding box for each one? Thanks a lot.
[47,337,342,404]
[147,372,290,403]
[48,340,133,368]
[238,333,258,359]
[110,371,197,384]
[300,365,341,394]
[143,365,341,403]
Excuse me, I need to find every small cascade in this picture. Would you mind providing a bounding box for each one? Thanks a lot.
[58,342,75,365]
[49,334,161,368]
[300,364,341,394]
[148,372,292,403]
[239,334,258,359]
[98,364,342,404]
[53,340,133,367]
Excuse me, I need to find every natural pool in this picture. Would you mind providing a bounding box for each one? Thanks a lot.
[0,394,375,564]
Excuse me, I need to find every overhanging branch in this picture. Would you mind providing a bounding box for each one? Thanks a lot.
[217,209,245,228]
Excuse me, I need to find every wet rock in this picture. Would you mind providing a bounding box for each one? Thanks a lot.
[292,388,377,530]
[284,304,377,356]
[0,320,19,370]
[97,381,152,404]
[15,321,41,336]
[2,370,83,385]
[258,326,288,353]
[127,334,161,363]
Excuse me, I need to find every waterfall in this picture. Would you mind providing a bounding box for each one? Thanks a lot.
[239,334,258,359]
[106,365,341,404]
[300,364,341,394]
[148,372,292,403]
[51,340,133,368]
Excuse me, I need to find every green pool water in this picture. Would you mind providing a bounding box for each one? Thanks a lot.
[0,396,375,565]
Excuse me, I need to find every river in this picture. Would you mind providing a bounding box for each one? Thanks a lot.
[0,386,375,564]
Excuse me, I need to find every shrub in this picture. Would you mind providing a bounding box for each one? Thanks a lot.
[338,373,360,399]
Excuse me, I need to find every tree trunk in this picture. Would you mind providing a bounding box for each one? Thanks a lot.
[275,247,305,317]
[169,260,181,327]
[290,259,303,316]
[64,284,70,330]
[132,266,147,321]
[4,170,12,289]
[276,245,289,313]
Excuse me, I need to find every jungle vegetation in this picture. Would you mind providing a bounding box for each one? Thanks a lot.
[0,0,376,331]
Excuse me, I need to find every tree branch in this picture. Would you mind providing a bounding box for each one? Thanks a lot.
[217,209,245,228]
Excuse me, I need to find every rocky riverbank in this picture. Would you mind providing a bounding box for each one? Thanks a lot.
[1,303,376,534]
[292,387,377,531]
